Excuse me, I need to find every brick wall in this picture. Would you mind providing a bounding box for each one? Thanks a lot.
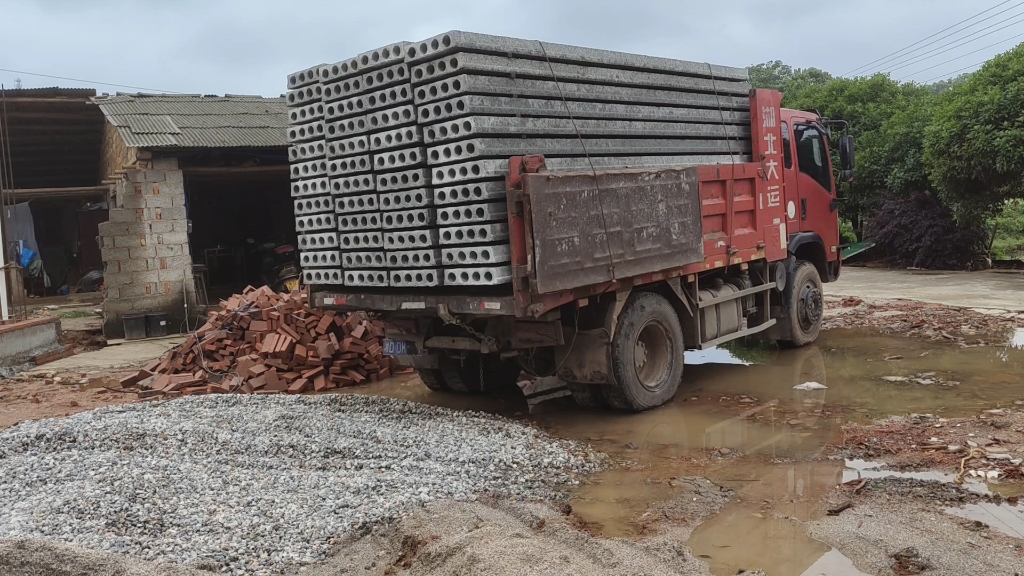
[99,159,197,338]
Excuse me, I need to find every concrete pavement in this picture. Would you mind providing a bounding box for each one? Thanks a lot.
[27,336,186,375]
[828,268,1024,312]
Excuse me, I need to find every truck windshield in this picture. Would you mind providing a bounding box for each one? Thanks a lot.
[794,125,832,194]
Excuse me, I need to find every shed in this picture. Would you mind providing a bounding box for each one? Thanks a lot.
[92,93,291,338]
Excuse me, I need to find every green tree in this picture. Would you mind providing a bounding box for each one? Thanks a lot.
[783,67,833,95]
[856,87,934,197]
[748,61,832,94]
[781,74,929,227]
[925,71,974,95]
[924,43,1024,218]
[991,200,1024,259]
[748,60,793,91]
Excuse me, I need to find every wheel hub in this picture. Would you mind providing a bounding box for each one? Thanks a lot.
[633,321,672,391]
[634,340,649,370]
[797,282,823,329]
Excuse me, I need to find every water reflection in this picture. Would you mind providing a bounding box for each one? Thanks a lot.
[1011,328,1024,350]
[685,347,749,366]
[944,502,1024,539]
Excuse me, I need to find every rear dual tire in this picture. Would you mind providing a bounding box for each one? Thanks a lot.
[418,354,521,394]
[418,369,448,392]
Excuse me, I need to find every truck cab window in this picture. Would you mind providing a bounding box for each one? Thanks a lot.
[781,122,792,169]
[794,125,832,194]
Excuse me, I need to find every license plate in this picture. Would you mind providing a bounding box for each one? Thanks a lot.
[383,339,414,356]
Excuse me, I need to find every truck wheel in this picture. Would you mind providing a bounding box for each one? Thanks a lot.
[417,369,448,392]
[780,261,824,347]
[482,357,522,393]
[602,292,685,411]
[567,382,607,408]
[439,355,483,394]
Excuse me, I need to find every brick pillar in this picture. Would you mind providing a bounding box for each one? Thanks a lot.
[99,160,196,339]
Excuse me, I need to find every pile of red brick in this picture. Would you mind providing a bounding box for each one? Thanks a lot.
[119,286,397,398]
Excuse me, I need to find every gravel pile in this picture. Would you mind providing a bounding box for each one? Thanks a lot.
[0,395,605,574]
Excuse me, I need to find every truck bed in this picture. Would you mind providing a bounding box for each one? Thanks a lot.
[316,158,788,319]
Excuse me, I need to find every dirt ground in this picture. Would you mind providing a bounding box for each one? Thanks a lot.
[306,484,730,576]
[0,375,137,429]
[810,478,1024,575]
[0,484,731,576]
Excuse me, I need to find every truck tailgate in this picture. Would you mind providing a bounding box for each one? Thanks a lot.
[521,167,704,294]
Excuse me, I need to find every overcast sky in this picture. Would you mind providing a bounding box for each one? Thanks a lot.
[1,0,1022,96]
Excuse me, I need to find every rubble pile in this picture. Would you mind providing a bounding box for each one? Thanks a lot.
[824,296,1024,344]
[835,409,1024,481]
[119,286,396,398]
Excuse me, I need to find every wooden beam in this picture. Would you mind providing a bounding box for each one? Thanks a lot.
[6,185,110,201]
[3,97,95,104]
[181,165,289,176]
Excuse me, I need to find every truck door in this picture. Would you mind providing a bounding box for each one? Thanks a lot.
[790,123,840,258]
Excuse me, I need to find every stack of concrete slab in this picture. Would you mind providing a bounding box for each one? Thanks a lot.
[286,64,341,286]
[320,42,444,289]
[288,31,751,289]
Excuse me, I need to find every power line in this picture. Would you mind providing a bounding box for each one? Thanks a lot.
[874,14,1024,74]
[898,31,1024,79]
[0,67,180,94]
[922,59,989,83]
[843,0,1021,76]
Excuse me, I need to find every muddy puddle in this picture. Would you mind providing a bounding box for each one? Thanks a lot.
[354,329,1024,575]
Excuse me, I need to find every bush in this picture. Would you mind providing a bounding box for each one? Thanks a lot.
[839,219,858,244]
[866,191,987,269]
[991,200,1024,260]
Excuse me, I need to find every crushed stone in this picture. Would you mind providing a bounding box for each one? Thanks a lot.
[0,395,605,574]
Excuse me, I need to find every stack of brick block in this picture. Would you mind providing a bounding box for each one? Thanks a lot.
[119,285,398,398]
[99,162,196,338]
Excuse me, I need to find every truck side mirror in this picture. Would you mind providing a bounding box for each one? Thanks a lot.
[839,135,855,172]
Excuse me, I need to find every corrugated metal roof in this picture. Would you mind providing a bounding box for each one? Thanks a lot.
[5,87,97,98]
[112,114,181,134]
[93,93,288,149]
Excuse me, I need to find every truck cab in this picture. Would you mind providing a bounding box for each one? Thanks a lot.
[780,108,844,282]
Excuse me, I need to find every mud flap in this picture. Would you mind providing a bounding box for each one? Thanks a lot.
[517,376,571,413]
[766,255,797,342]
[553,328,612,384]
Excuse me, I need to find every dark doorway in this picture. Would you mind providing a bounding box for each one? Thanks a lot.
[183,166,294,299]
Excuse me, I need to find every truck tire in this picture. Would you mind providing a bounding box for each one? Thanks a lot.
[417,369,448,392]
[780,261,824,348]
[483,357,522,393]
[439,354,521,394]
[439,355,483,394]
[567,382,606,408]
[602,292,685,411]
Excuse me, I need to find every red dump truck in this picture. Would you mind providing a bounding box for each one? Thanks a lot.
[313,89,853,411]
